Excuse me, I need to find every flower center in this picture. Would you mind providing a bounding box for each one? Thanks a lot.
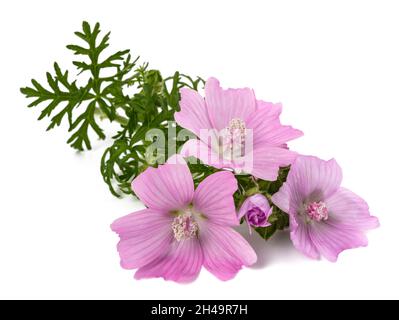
[306,201,328,222]
[220,118,246,159]
[247,207,267,226]
[172,212,199,241]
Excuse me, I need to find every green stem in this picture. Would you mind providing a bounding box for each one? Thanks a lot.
[264,193,273,203]
[245,186,259,196]
[114,113,129,126]
[94,107,129,125]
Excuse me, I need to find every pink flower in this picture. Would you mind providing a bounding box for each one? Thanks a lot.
[238,194,272,233]
[272,155,379,262]
[175,77,303,181]
[111,156,257,282]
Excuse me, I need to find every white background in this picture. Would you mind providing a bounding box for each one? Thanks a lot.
[1,0,398,299]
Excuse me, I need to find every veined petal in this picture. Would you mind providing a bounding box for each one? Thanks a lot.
[326,187,379,230]
[111,209,174,269]
[308,220,369,262]
[205,77,256,130]
[179,139,228,169]
[246,145,298,181]
[286,156,343,204]
[131,158,194,211]
[271,183,291,213]
[246,100,303,147]
[200,223,257,281]
[289,212,320,260]
[256,100,283,117]
[175,88,213,137]
[193,171,239,226]
[134,238,203,283]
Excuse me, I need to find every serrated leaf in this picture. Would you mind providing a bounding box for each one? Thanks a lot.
[21,21,133,151]
[66,44,90,55]
[22,21,204,198]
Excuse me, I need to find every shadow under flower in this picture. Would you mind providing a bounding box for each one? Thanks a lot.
[236,224,305,269]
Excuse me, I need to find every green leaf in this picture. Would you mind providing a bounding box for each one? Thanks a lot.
[21,21,135,151]
[101,69,203,197]
[22,21,203,197]
[101,138,146,197]
[267,166,290,194]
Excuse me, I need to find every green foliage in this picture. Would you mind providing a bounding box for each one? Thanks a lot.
[21,21,136,150]
[21,21,204,197]
[101,70,204,197]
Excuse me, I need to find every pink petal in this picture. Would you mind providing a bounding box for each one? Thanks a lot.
[273,156,343,214]
[246,145,298,181]
[308,220,369,262]
[290,204,371,262]
[326,187,379,230]
[289,212,320,260]
[237,197,254,220]
[193,171,239,226]
[134,238,203,283]
[271,183,291,213]
[205,77,256,130]
[238,193,270,219]
[200,223,257,281]
[111,209,174,269]
[179,139,229,169]
[246,193,271,212]
[131,159,194,211]
[175,88,213,137]
[272,156,344,215]
[256,100,283,117]
[246,100,303,147]
[289,156,343,201]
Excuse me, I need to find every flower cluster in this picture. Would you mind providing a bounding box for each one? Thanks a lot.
[22,22,379,283]
[112,77,379,282]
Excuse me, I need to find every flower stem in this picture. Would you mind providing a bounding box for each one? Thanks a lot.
[94,107,129,126]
